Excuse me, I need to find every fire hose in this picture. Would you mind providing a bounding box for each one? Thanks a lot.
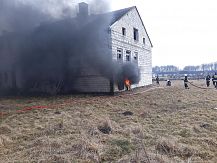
[0,99,78,117]
[0,105,52,117]
[0,83,214,117]
[0,86,164,117]
[131,86,164,95]
[188,81,214,90]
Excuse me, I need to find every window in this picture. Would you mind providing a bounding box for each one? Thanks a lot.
[143,38,145,44]
[122,27,126,36]
[126,50,131,61]
[133,28,139,41]
[134,52,138,60]
[126,55,130,61]
[117,48,123,60]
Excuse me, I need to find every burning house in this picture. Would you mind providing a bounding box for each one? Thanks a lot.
[0,2,152,95]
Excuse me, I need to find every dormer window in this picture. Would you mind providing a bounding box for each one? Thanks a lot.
[122,27,126,36]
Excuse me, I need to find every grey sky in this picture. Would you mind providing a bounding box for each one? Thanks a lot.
[111,0,217,68]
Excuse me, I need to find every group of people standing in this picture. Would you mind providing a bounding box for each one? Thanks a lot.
[155,72,217,89]
[205,72,217,88]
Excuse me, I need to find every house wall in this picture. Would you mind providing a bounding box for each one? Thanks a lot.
[71,28,113,93]
[72,76,111,93]
[70,65,112,93]
[110,7,152,91]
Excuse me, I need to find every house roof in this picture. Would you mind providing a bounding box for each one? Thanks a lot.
[98,6,135,26]
[95,6,153,47]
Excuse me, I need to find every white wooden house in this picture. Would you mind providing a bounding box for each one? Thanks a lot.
[71,3,153,93]
[109,6,153,90]
[0,2,152,95]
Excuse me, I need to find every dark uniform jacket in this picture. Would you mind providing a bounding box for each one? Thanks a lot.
[213,75,217,81]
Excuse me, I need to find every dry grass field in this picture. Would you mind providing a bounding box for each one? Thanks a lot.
[0,80,217,162]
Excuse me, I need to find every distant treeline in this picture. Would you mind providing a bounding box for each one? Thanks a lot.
[153,62,217,73]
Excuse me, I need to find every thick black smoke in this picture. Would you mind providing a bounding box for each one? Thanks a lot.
[0,0,111,34]
[0,0,140,94]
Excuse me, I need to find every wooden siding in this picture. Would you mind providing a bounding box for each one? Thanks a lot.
[72,76,111,93]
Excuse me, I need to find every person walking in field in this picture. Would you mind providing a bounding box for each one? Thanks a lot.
[206,74,211,87]
[184,74,189,89]
[212,72,217,88]
[156,75,160,85]
[212,74,215,86]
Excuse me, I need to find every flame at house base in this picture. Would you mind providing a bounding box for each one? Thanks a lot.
[115,63,141,91]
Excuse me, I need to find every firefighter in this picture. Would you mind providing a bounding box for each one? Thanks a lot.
[206,74,211,87]
[156,75,159,85]
[213,72,217,88]
[212,73,216,86]
[184,74,189,89]
[166,79,171,86]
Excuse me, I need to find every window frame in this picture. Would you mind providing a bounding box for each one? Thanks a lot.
[117,48,123,61]
[134,52,138,61]
[126,50,131,62]
[122,27,126,36]
[133,28,139,41]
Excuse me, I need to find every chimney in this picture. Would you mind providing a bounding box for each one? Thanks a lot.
[77,2,89,17]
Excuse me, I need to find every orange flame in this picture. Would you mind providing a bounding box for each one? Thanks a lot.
[124,79,131,87]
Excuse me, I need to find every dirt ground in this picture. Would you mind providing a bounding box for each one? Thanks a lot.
[0,80,217,162]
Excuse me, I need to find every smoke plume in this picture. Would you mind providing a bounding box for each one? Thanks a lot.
[0,0,140,94]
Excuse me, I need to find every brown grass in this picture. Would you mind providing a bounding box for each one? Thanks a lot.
[0,80,217,162]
